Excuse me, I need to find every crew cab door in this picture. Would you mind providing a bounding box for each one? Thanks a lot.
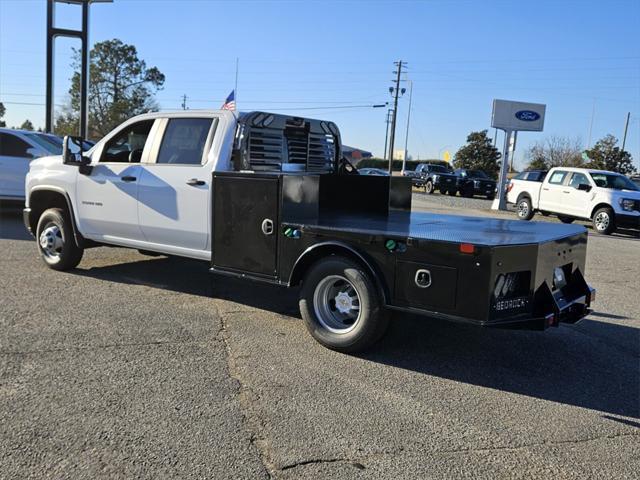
[136,117,216,252]
[564,172,593,218]
[538,169,569,213]
[76,119,156,240]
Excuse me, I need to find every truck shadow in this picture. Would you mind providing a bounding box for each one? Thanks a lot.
[364,312,640,420]
[72,254,638,420]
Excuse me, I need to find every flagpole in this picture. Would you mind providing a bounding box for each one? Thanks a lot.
[234,57,239,110]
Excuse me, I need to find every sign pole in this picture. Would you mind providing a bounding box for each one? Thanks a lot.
[492,128,512,211]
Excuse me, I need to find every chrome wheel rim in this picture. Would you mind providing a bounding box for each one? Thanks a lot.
[313,275,361,334]
[39,224,63,259]
[594,212,609,231]
[517,201,529,218]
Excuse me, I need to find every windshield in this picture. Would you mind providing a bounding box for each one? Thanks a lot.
[24,133,62,155]
[590,172,639,191]
[467,170,488,178]
[428,165,447,173]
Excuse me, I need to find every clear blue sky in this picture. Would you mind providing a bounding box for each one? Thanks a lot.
[1,0,639,169]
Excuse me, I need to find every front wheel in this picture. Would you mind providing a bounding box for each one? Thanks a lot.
[299,256,390,353]
[592,207,615,235]
[516,197,534,221]
[447,189,457,196]
[36,208,84,270]
[425,180,434,194]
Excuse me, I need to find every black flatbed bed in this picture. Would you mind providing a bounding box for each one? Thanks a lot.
[305,211,587,246]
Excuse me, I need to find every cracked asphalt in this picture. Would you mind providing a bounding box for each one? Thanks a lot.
[1,198,638,479]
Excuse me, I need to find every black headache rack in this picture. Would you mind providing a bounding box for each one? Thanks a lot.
[232,112,342,173]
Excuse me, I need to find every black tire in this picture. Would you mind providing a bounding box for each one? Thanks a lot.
[461,187,474,198]
[558,216,574,224]
[299,256,390,353]
[36,208,84,270]
[592,207,615,235]
[516,196,534,221]
[447,189,457,196]
[425,180,434,194]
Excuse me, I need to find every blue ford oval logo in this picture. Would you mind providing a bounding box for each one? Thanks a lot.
[515,110,540,121]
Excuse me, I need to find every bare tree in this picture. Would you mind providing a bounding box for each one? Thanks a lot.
[525,136,584,170]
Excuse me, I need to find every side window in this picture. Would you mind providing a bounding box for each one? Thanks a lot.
[0,133,31,157]
[156,118,212,165]
[100,120,154,163]
[548,170,568,185]
[514,172,526,180]
[568,172,589,188]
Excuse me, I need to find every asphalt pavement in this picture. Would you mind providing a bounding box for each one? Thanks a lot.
[0,197,638,479]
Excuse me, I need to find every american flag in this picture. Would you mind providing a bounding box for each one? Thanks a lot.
[221,90,236,111]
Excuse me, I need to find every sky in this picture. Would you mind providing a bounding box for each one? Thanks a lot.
[0,0,638,170]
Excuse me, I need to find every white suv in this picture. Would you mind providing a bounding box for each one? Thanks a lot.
[507,167,640,235]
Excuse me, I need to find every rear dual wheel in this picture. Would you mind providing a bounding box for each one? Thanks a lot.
[299,257,390,353]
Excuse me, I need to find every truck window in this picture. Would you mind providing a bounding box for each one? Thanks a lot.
[156,118,213,165]
[568,172,589,188]
[101,120,154,163]
[0,132,31,158]
[548,170,568,185]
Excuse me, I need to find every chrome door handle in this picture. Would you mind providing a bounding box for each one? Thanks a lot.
[563,190,571,193]
[542,187,549,191]
[261,218,274,236]
[186,178,205,186]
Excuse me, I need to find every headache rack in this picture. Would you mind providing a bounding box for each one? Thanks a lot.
[232,112,341,173]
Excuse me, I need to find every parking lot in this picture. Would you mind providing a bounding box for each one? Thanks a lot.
[1,196,638,479]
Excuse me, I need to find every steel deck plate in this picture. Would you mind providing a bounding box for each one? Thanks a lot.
[306,211,587,246]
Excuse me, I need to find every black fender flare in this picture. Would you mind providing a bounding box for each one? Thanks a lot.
[288,240,390,305]
[28,187,85,248]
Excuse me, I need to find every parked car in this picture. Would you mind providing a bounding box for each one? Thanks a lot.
[0,128,62,200]
[507,166,640,234]
[453,168,497,199]
[413,163,458,194]
[358,167,389,176]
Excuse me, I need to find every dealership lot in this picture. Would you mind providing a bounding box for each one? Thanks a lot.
[1,198,638,479]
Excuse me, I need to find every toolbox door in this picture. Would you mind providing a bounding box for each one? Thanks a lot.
[213,176,279,277]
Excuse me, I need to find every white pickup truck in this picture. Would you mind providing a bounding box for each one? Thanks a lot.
[507,167,640,235]
[23,110,596,352]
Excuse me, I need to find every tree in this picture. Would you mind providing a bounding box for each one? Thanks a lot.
[525,135,583,170]
[453,130,501,178]
[56,38,165,139]
[20,119,34,131]
[0,102,6,127]
[584,134,636,174]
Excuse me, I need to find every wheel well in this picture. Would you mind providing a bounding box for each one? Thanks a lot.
[590,203,613,220]
[28,190,82,246]
[289,244,389,303]
[516,192,531,204]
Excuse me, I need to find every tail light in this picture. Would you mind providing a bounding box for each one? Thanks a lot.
[506,182,514,193]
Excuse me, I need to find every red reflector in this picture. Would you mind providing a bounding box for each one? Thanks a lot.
[545,313,556,326]
[460,243,475,254]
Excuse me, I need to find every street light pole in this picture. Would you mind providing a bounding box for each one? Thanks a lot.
[388,60,406,174]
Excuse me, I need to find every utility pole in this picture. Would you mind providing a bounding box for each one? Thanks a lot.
[621,111,630,152]
[587,99,596,148]
[402,79,413,173]
[388,60,407,174]
[383,108,393,160]
[181,94,188,110]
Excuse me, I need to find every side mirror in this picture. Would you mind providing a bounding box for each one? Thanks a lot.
[63,135,92,174]
[577,183,592,192]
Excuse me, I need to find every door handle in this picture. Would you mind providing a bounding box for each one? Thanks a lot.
[121,175,137,182]
[563,190,571,193]
[186,178,206,186]
[261,218,274,236]
[542,187,549,191]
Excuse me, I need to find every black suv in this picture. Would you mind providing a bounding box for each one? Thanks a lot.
[454,168,497,199]
[413,163,458,194]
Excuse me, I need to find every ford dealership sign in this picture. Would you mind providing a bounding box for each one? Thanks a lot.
[492,100,546,131]
[515,110,541,122]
